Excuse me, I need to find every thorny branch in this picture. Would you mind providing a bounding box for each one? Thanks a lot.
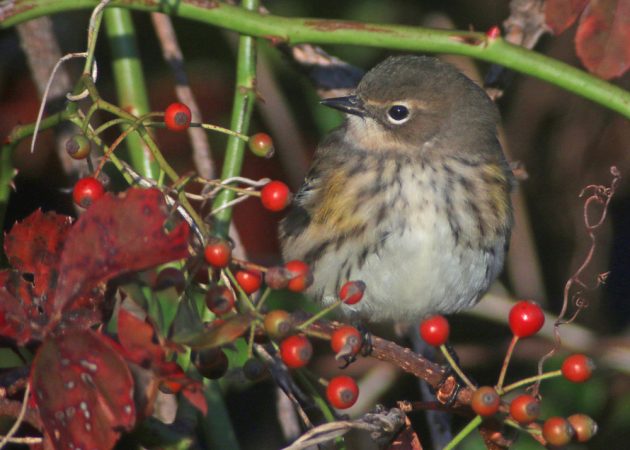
[534,166,621,395]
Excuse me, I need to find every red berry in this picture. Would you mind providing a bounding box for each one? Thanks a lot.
[265,266,291,290]
[164,102,192,132]
[542,417,575,447]
[330,325,362,356]
[235,269,262,294]
[279,335,313,369]
[66,134,91,159]
[508,300,545,338]
[204,238,232,268]
[249,132,274,158]
[486,25,501,39]
[260,181,291,212]
[73,176,105,208]
[471,386,501,417]
[339,280,366,305]
[419,315,450,347]
[205,285,235,315]
[284,260,313,293]
[264,310,293,340]
[561,354,595,383]
[192,348,229,379]
[509,394,540,425]
[567,414,598,442]
[326,375,359,409]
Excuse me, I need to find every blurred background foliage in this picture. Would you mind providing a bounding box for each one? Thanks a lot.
[1,0,629,449]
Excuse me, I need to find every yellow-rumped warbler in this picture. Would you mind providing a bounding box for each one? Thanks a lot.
[280,55,513,323]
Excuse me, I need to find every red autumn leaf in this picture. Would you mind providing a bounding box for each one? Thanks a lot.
[53,188,190,315]
[117,308,164,367]
[181,382,208,416]
[546,0,630,79]
[576,0,630,79]
[117,309,208,415]
[0,271,33,343]
[3,210,72,299]
[545,0,589,34]
[0,211,74,343]
[31,329,136,450]
[157,362,208,416]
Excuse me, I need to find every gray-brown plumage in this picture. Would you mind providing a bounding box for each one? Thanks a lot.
[280,55,513,322]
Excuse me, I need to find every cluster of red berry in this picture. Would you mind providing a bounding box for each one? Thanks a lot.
[419,300,597,446]
[203,236,366,410]
[276,281,365,409]
[69,102,286,212]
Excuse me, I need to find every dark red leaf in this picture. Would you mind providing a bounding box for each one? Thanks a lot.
[545,0,589,34]
[117,308,164,367]
[181,382,208,416]
[0,271,33,343]
[576,0,630,79]
[54,188,190,314]
[31,329,136,450]
[3,210,72,299]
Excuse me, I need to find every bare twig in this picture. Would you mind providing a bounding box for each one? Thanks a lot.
[151,12,216,179]
[533,167,621,395]
[0,383,31,449]
[282,407,405,450]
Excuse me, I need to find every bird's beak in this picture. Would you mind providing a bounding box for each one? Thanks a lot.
[320,95,366,117]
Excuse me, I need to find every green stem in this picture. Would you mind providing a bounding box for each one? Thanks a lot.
[211,0,259,238]
[195,122,250,141]
[3,2,630,119]
[439,344,476,390]
[503,370,562,393]
[104,7,158,178]
[496,335,519,393]
[296,301,343,330]
[444,415,482,450]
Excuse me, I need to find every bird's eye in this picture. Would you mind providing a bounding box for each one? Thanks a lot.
[387,104,410,124]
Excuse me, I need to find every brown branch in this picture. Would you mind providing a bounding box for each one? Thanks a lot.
[309,321,474,410]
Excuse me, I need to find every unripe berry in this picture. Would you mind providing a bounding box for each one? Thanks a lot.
[249,132,274,158]
[567,414,597,442]
[264,310,292,340]
[542,417,575,447]
[205,285,235,315]
[66,134,91,159]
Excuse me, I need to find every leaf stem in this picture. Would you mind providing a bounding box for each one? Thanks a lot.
[4,2,630,119]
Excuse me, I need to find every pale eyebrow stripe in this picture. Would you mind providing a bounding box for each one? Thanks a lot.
[364,99,429,109]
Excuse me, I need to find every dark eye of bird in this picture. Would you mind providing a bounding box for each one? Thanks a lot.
[387,105,409,123]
